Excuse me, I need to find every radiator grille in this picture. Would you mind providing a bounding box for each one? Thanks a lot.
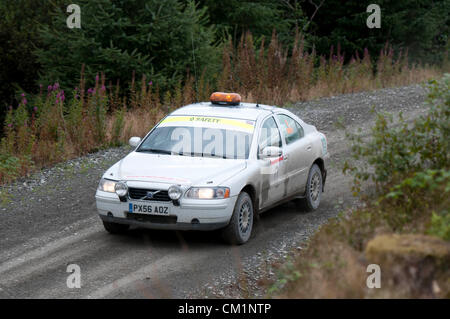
[128,188,171,201]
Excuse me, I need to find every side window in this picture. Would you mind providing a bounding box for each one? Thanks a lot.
[258,116,282,152]
[296,121,304,138]
[277,114,303,144]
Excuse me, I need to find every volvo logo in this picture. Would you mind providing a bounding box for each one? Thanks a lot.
[145,190,160,200]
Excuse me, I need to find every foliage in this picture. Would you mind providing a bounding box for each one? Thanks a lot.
[198,0,307,45]
[343,74,450,194]
[0,0,65,124]
[379,169,450,232]
[219,32,439,105]
[307,0,449,65]
[35,0,219,92]
[427,211,450,241]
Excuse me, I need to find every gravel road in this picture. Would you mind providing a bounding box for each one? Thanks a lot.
[0,84,430,298]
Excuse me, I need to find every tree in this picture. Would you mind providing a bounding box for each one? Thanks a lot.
[304,0,449,64]
[35,0,219,91]
[198,0,307,46]
[0,0,65,121]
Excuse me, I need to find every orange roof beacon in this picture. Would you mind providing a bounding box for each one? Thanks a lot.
[210,92,241,106]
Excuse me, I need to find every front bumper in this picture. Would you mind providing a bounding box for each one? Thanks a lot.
[99,214,229,231]
[95,190,237,231]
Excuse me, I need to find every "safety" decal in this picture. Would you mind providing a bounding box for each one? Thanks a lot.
[160,116,255,131]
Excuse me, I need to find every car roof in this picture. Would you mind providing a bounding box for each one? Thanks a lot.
[169,102,280,121]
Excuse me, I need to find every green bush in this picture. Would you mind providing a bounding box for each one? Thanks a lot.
[344,74,450,194]
[427,211,450,241]
[0,154,20,182]
[379,169,450,231]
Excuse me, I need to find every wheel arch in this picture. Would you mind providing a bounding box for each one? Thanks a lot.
[312,157,327,191]
[240,184,258,213]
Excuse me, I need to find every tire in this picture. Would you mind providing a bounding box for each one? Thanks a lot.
[221,192,254,245]
[298,164,322,211]
[102,221,130,234]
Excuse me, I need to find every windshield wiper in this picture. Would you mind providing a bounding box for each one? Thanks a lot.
[137,148,172,155]
[138,149,240,159]
[190,152,236,159]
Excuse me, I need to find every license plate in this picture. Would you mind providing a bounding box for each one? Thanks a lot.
[128,202,170,215]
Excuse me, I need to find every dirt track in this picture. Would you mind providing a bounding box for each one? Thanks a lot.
[0,84,430,298]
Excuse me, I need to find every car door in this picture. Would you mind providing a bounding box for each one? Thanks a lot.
[257,115,287,209]
[275,113,311,197]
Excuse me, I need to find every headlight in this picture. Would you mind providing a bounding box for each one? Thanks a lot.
[168,185,183,200]
[114,182,128,197]
[186,187,230,199]
[98,178,116,193]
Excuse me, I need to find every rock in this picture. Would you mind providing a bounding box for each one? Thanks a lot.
[366,234,450,266]
[432,280,441,294]
[365,234,450,297]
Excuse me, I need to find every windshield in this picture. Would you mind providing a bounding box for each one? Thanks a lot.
[137,115,255,159]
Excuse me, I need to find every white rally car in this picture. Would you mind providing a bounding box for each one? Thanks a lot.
[96,92,329,244]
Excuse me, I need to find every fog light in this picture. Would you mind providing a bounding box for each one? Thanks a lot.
[168,185,182,200]
[115,182,128,197]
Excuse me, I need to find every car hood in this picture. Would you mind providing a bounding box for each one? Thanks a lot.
[107,151,246,186]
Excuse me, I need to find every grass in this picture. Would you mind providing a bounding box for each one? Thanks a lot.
[0,31,445,184]
[0,190,12,206]
[219,33,442,105]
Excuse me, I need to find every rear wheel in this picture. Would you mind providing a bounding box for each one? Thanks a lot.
[297,164,322,211]
[221,192,253,245]
[102,221,129,234]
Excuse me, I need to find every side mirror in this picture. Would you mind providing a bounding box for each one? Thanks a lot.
[129,137,142,147]
[260,146,283,159]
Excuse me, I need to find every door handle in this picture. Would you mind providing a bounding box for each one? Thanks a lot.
[306,145,312,151]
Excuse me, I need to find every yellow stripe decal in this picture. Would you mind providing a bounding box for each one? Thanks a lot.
[160,116,255,131]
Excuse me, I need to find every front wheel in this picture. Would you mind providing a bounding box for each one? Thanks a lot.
[221,192,254,245]
[297,164,322,211]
